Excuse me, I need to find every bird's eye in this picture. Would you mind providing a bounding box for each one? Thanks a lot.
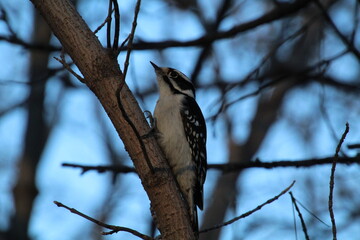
[169,71,179,78]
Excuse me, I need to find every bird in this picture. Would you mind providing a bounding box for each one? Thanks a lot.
[150,61,207,234]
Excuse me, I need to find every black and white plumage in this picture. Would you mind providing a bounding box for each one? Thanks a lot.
[151,62,207,233]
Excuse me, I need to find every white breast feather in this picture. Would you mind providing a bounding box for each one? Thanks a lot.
[154,94,193,170]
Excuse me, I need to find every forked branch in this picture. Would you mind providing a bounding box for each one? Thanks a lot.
[200,181,295,234]
[54,201,153,240]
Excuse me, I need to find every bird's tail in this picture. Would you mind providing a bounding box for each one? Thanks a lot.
[192,206,199,239]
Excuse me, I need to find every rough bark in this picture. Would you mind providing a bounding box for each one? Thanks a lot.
[28,0,195,239]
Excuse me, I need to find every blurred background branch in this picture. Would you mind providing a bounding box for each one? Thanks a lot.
[0,0,359,239]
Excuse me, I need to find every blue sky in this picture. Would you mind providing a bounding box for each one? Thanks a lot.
[1,0,360,239]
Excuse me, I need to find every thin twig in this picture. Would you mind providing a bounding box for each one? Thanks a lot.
[54,53,84,83]
[116,89,154,174]
[0,0,311,53]
[115,0,154,173]
[112,0,120,50]
[319,88,346,156]
[0,8,59,51]
[61,156,360,175]
[347,143,360,149]
[209,49,348,121]
[53,201,153,240]
[329,122,349,240]
[121,0,141,83]
[116,0,312,52]
[291,201,298,240]
[314,0,360,61]
[221,13,320,96]
[106,0,112,48]
[350,0,359,43]
[119,35,130,50]
[289,192,310,240]
[190,0,234,84]
[62,163,136,174]
[0,97,29,117]
[0,0,311,52]
[210,156,359,170]
[0,8,16,35]
[94,9,113,35]
[200,181,295,234]
[295,198,330,227]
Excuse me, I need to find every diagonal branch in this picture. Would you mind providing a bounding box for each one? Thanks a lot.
[122,0,312,51]
[200,181,295,234]
[3,0,312,52]
[314,0,360,61]
[289,192,310,240]
[61,155,360,175]
[121,0,141,83]
[328,122,350,240]
[54,201,153,240]
[28,0,195,239]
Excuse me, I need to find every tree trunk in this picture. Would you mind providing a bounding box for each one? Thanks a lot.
[28,0,196,239]
[6,10,52,240]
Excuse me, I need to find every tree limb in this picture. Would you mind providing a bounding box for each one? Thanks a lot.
[28,0,195,239]
[62,155,360,175]
[121,0,312,51]
[328,122,349,240]
[200,181,295,233]
[54,201,153,240]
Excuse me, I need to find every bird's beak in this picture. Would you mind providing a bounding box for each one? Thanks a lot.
[150,61,161,71]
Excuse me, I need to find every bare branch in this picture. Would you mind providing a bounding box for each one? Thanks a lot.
[29,0,196,238]
[2,0,312,52]
[106,0,112,48]
[119,0,312,51]
[0,31,60,51]
[294,198,330,227]
[115,0,155,174]
[209,49,349,121]
[2,0,313,54]
[53,201,153,240]
[54,54,85,83]
[93,8,113,35]
[209,156,360,172]
[222,14,322,93]
[61,156,360,176]
[314,0,360,61]
[0,98,29,117]
[289,192,310,240]
[347,143,360,149]
[0,7,60,51]
[190,0,234,84]
[62,162,136,174]
[112,0,120,50]
[328,122,350,240]
[200,181,295,234]
[120,0,141,82]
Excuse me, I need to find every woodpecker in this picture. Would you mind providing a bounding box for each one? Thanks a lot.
[151,62,207,233]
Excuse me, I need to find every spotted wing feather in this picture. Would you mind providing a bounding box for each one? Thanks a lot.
[180,96,207,210]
